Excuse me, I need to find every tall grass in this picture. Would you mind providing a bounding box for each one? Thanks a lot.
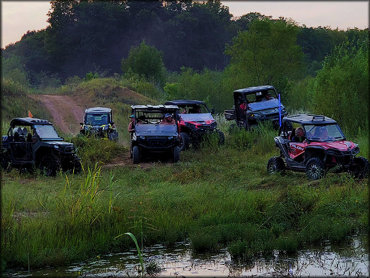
[70,136,127,168]
[1,119,368,270]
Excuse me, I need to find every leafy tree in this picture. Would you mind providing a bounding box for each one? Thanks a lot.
[122,41,166,86]
[225,19,304,93]
[312,39,368,135]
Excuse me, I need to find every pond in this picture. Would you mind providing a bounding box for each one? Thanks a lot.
[5,235,368,277]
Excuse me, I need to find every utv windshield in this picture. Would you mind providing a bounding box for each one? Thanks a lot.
[135,111,177,125]
[85,113,109,125]
[245,89,277,103]
[304,124,345,142]
[179,104,209,114]
[34,125,61,140]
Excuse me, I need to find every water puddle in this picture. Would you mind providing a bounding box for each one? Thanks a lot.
[6,236,368,277]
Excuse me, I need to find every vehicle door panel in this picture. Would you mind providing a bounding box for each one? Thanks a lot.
[289,142,306,159]
[9,142,33,161]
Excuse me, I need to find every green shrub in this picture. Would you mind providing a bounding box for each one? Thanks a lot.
[70,136,126,168]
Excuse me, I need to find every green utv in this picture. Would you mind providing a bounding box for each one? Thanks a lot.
[80,107,118,141]
[1,117,81,176]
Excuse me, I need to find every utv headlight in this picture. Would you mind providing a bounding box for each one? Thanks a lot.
[140,136,146,140]
[53,145,60,149]
[168,136,173,140]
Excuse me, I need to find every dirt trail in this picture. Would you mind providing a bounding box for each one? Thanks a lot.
[29,95,85,135]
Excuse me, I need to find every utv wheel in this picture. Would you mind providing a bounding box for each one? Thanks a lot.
[217,130,225,145]
[173,147,180,163]
[40,155,60,177]
[350,156,369,179]
[243,121,250,131]
[132,146,140,164]
[179,132,190,151]
[305,158,325,180]
[0,153,10,170]
[72,159,82,174]
[267,157,285,174]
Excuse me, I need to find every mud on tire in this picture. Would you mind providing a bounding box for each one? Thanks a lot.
[267,156,285,174]
[305,157,325,180]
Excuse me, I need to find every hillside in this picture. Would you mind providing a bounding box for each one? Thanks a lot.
[2,77,156,145]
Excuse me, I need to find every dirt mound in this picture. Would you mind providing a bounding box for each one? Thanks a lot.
[29,94,84,135]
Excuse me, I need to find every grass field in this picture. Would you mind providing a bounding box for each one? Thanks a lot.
[2,123,368,270]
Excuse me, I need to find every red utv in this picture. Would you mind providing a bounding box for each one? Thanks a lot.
[164,100,224,151]
[267,114,368,180]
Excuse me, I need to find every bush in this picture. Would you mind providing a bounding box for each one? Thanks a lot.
[70,136,126,168]
[311,40,368,136]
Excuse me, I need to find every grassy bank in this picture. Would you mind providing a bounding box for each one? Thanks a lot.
[2,125,368,270]
[1,79,50,134]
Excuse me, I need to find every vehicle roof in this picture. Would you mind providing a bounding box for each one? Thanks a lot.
[283,114,337,124]
[165,100,206,106]
[10,117,52,127]
[131,105,179,111]
[85,107,112,113]
[233,85,275,95]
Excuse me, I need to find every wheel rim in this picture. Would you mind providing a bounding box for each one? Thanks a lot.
[308,164,322,179]
[268,163,277,173]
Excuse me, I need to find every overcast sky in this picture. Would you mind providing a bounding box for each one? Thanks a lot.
[1,1,369,48]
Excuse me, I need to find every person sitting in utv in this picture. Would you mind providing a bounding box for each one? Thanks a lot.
[161,113,175,125]
[264,92,273,100]
[291,127,305,142]
[137,115,146,124]
[128,114,135,133]
[314,126,329,141]
[189,105,201,113]
[256,92,264,102]
[238,96,248,119]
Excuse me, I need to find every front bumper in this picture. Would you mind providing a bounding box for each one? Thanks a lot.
[135,137,179,151]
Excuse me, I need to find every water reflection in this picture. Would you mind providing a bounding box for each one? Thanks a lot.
[6,236,368,277]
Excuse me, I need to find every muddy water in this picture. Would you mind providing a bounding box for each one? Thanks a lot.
[6,236,368,277]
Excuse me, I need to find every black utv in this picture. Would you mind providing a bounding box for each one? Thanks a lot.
[80,107,118,141]
[267,114,368,180]
[224,85,287,129]
[130,105,181,164]
[1,117,81,176]
[164,100,224,151]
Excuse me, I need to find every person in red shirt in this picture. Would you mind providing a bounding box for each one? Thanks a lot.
[239,102,247,111]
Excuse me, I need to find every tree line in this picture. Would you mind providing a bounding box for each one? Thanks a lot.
[2,0,365,87]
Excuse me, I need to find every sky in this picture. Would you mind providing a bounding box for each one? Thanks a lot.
[1,1,369,48]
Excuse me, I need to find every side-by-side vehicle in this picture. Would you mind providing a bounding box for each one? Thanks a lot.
[165,100,224,150]
[130,105,181,164]
[224,85,287,130]
[267,114,368,180]
[80,107,118,141]
[1,117,81,176]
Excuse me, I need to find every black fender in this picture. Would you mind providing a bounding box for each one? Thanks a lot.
[304,146,327,164]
